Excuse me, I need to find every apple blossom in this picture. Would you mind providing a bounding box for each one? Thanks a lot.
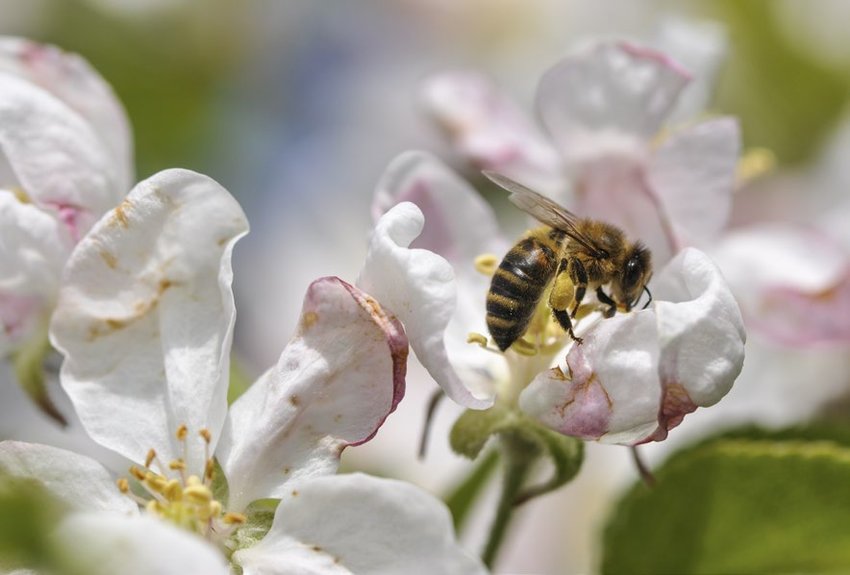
[423,39,740,266]
[0,169,484,574]
[0,37,132,357]
[361,151,745,445]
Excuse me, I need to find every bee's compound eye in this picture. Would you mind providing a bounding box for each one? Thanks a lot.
[624,257,642,287]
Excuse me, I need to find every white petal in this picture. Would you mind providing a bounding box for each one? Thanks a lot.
[710,224,850,345]
[520,312,661,444]
[50,169,248,474]
[647,117,740,246]
[536,40,691,154]
[53,512,228,575]
[646,248,746,441]
[371,152,507,393]
[0,441,136,514]
[422,72,563,193]
[0,38,133,192]
[521,248,745,445]
[0,190,70,295]
[0,72,120,238]
[218,277,408,511]
[653,17,728,120]
[357,202,494,409]
[233,473,486,575]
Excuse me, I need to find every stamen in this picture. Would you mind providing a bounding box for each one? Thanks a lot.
[474,254,499,276]
[737,147,775,185]
[175,424,188,441]
[169,459,186,471]
[129,466,146,481]
[199,428,212,444]
[467,332,489,347]
[204,458,216,485]
[145,449,157,469]
[117,478,130,493]
[510,338,538,356]
[222,512,247,525]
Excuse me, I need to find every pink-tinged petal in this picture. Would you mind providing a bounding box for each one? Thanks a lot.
[647,248,745,442]
[0,38,133,193]
[711,224,850,345]
[653,17,728,120]
[218,277,408,511]
[520,312,661,444]
[357,202,494,409]
[572,154,678,263]
[233,473,486,575]
[0,73,121,237]
[0,441,137,514]
[49,169,248,475]
[422,72,563,193]
[371,153,508,389]
[522,249,744,445]
[647,117,741,247]
[0,293,43,355]
[54,513,229,575]
[536,41,691,154]
[0,190,71,297]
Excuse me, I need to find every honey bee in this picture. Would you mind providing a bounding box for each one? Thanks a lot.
[484,171,653,351]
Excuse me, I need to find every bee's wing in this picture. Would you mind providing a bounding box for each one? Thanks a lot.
[483,171,604,257]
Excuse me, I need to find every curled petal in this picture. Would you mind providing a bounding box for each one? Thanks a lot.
[218,277,408,511]
[521,249,744,444]
[711,224,850,345]
[422,73,562,193]
[0,441,137,514]
[648,117,741,247]
[54,512,229,575]
[648,248,746,441]
[233,473,486,575]
[357,202,494,409]
[371,152,508,390]
[0,73,120,237]
[50,169,248,475]
[0,37,133,193]
[536,40,691,155]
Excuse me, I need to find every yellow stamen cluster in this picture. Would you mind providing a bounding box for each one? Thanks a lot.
[117,425,246,541]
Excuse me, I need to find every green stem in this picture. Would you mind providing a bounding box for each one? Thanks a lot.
[482,434,536,569]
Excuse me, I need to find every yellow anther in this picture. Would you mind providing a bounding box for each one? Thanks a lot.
[510,338,538,356]
[466,332,489,348]
[164,479,183,501]
[474,254,499,276]
[146,499,163,515]
[129,466,146,481]
[209,500,222,517]
[145,449,157,468]
[199,428,212,443]
[12,187,30,204]
[176,424,188,440]
[169,459,186,471]
[145,472,168,493]
[116,478,130,493]
[204,459,216,481]
[186,475,202,487]
[737,147,776,185]
[222,512,247,525]
[184,484,213,504]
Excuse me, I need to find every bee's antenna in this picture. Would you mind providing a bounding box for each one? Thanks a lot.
[641,285,653,310]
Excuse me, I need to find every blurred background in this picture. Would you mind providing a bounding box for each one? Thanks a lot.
[4,0,850,572]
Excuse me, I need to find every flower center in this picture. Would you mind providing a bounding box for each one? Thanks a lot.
[117,425,245,543]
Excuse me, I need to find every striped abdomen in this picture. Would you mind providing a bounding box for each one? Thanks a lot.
[487,231,561,351]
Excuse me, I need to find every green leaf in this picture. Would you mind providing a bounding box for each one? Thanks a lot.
[603,427,850,574]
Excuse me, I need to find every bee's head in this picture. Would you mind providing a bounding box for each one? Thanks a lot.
[613,242,652,311]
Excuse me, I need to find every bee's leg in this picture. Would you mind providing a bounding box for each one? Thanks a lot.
[549,259,582,344]
[568,257,588,318]
[596,287,617,318]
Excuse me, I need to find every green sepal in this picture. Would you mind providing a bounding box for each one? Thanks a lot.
[11,330,67,426]
[210,457,229,505]
[230,498,278,554]
[602,424,850,574]
[450,406,584,504]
